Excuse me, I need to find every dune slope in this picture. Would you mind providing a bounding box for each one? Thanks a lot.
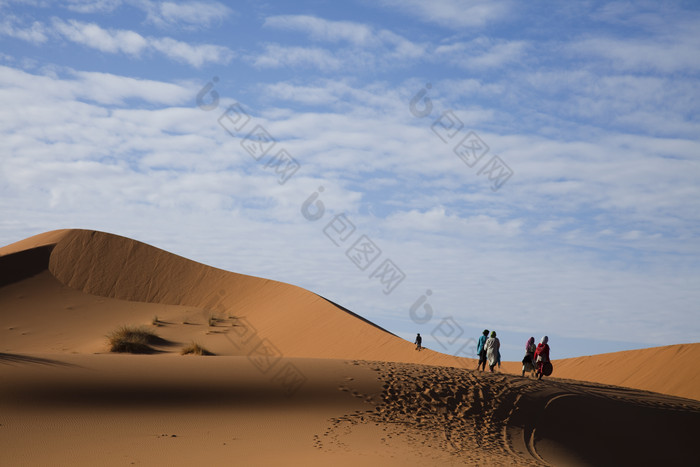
[1,229,461,366]
[553,344,700,401]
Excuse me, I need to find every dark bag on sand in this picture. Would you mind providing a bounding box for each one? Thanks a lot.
[542,361,553,376]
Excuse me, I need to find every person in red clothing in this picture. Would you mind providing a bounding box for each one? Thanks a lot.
[534,336,550,380]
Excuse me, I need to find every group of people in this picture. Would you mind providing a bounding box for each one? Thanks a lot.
[414,330,552,379]
[475,330,552,379]
[521,336,551,379]
[476,330,501,372]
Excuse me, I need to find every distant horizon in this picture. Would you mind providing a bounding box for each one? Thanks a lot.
[1,1,698,364]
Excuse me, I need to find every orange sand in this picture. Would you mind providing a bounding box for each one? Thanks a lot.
[1,229,698,465]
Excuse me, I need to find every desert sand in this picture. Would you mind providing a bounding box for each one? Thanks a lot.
[1,229,698,466]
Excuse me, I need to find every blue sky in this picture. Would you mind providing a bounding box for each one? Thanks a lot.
[1,0,698,361]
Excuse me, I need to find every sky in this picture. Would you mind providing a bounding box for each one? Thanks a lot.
[0,0,698,361]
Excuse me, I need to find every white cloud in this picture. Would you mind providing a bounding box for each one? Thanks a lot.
[570,36,700,73]
[513,69,700,138]
[150,36,233,67]
[568,2,700,74]
[262,14,427,69]
[259,15,526,73]
[265,15,375,46]
[63,0,123,13]
[146,1,233,30]
[72,70,194,105]
[253,44,342,71]
[379,29,427,60]
[435,37,527,68]
[386,207,523,237]
[52,18,147,55]
[377,0,512,28]
[262,81,350,107]
[0,9,233,67]
[48,18,233,67]
[0,64,192,107]
[4,0,232,29]
[0,15,48,43]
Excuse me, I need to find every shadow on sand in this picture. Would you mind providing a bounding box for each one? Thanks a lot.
[0,352,80,367]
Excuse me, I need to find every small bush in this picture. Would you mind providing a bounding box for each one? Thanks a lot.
[181,342,214,356]
[208,315,217,327]
[108,326,161,354]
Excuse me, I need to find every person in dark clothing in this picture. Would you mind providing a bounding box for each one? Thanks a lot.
[522,337,537,377]
[414,333,422,351]
[476,329,489,371]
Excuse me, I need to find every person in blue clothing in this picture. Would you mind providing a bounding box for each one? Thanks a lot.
[476,329,489,371]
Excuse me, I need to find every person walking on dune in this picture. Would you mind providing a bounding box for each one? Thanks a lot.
[484,331,500,373]
[414,333,422,351]
[534,336,551,380]
[522,337,537,377]
[476,329,489,371]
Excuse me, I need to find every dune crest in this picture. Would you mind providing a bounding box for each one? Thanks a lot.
[553,344,700,401]
[2,229,460,366]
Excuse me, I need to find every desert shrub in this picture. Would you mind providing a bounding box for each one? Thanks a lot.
[181,342,214,356]
[108,326,161,354]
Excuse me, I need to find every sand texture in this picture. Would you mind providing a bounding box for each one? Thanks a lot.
[1,229,698,466]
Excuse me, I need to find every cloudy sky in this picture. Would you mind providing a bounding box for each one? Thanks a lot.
[1,0,698,360]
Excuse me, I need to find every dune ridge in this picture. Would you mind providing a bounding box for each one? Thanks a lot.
[552,344,700,401]
[1,229,461,366]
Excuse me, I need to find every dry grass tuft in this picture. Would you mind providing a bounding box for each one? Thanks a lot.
[181,342,214,356]
[108,326,161,354]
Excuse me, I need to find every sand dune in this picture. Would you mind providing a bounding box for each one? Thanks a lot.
[553,344,700,401]
[1,229,699,465]
[498,342,700,402]
[1,229,461,366]
[2,354,698,466]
